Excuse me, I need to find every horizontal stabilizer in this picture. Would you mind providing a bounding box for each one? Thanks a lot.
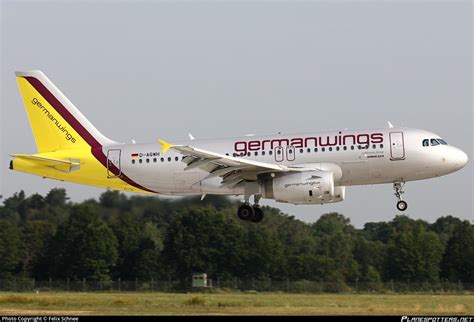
[10,154,80,172]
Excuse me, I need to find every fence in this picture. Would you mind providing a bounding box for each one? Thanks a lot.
[0,278,472,294]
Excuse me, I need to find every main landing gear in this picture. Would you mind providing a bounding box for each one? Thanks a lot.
[393,181,408,211]
[237,195,264,223]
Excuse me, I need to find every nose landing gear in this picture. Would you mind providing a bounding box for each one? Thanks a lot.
[393,181,408,211]
[237,195,265,223]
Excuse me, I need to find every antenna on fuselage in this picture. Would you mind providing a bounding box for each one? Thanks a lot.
[387,121,394,128]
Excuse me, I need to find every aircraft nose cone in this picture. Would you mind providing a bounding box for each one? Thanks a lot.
[458,149,468,168]
[450,147,468,170]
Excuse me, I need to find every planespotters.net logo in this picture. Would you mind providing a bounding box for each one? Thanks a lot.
[31,97,77,143]
[401,316,473,322]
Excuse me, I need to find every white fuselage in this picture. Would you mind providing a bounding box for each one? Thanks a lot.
[105,127,468,198]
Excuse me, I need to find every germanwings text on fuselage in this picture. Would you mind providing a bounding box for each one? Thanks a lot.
[234,132,384,154]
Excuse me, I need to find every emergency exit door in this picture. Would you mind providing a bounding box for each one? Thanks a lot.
[389,132,405,160]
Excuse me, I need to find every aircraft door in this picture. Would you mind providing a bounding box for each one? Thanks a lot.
[286,146,295,161]
[389,132,405,160]
[107,149,122,178]
[274,146,284,162]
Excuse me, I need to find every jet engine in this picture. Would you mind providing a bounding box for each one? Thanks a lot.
[320,185,345,204]
[261,170,344,204]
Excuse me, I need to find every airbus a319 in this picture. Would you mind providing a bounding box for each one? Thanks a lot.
[10,71,468,223]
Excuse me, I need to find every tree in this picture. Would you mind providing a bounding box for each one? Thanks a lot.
[111,215,164,279]
[22,220,56,277]
[0,191,26,222]
[48,204,118,280]
[352,235,385,283]
[163,206,247,279]
[430,216,464,245]
[311,213,358,283]
[441,222,474,282]
[99,190,128,209]
[1,187,472,288]
[45,188,68,207]
[385,219,443,283]
[0,220,23,278]
[363,222,394,243]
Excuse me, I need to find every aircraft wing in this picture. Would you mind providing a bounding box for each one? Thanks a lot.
[158,140,317,188]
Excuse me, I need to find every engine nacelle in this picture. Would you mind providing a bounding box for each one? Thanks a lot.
[320,186,345,204]
[261,171,336,204]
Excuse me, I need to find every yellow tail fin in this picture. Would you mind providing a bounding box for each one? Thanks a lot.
[15,70,115,152]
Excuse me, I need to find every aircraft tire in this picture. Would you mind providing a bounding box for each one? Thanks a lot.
[237,204,255,221]
[251,207,264,223]
[396,200,408,211]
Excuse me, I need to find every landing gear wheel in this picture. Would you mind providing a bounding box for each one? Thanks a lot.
[251,207,264,223]
[237,204,255,221]
[396,200,408,211]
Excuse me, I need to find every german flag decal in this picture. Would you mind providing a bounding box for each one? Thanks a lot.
[131,153,139,158]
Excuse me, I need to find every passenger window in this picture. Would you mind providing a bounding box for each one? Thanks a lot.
[254,152,258,156]
[322,147,325,152]
[329,147,333,152]
[430,139,440,146]
[262,151,266,156]
[343,146,347,151]
[299,149,304,154]
[422,139,429,147]
[139,159,142,164]
[175,157,179,161]
[132,159,135,164]
[269,150,273,155]
[314,148,318,152]
[307,148,311,153]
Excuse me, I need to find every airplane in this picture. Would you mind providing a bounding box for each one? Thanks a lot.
[9,70,468,223]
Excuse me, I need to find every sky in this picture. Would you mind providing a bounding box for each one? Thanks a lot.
[1,0,472,227]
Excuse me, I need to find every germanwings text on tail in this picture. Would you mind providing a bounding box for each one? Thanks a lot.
[10,71,468,223]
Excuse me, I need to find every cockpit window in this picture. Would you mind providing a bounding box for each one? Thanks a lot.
[438,138,448,145]
[422,139,429,147]
[430,138,440,146]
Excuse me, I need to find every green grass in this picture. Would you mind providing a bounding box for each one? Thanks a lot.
[0,292,472,315]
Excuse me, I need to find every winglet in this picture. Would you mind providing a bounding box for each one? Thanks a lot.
[158,139,174,154]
